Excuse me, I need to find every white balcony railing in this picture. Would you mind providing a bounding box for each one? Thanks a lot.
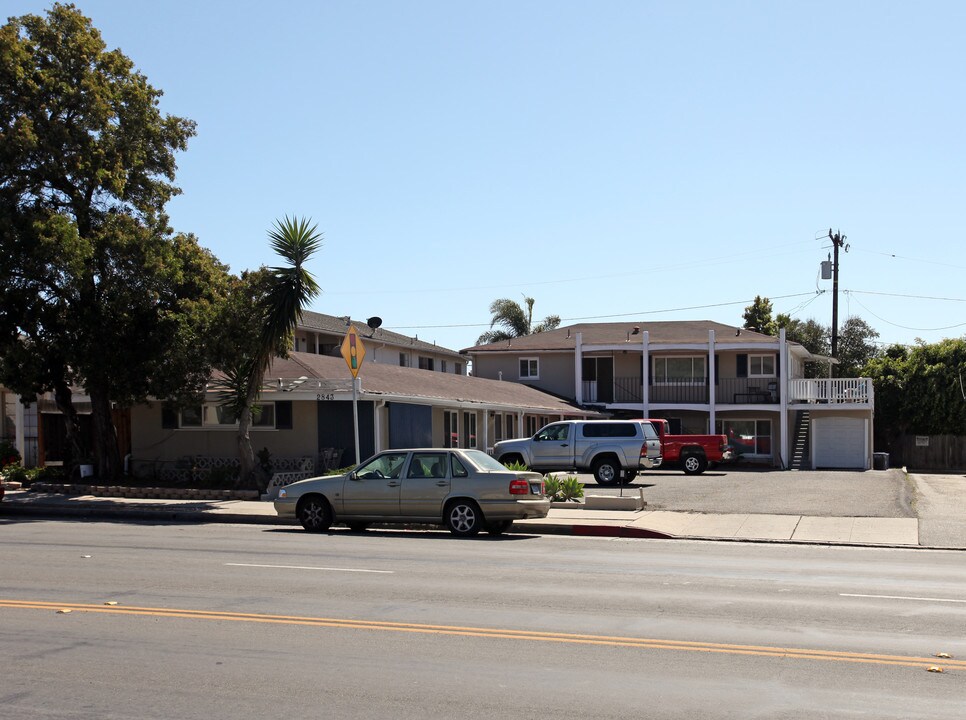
[788,377,873,405]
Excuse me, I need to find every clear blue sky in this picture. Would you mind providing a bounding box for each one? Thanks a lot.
[11,1,966,352]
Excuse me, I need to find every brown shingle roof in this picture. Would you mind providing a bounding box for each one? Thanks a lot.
[261,352,593,414]
[461,320,780,353]
[300,311,462,359]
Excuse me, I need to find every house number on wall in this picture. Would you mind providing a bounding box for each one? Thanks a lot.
[317,393,335,401]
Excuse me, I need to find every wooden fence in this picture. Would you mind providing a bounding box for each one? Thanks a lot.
[891,434,966,471]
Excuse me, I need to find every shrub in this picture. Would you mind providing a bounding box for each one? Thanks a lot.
[0,439,21,469]
[544,473,562,500]
[502,460,530,472]
[558,476,584,502]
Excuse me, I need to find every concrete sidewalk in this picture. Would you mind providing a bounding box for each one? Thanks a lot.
[0,489,930,548]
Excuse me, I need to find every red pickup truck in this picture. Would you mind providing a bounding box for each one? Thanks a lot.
[641,418,734,475]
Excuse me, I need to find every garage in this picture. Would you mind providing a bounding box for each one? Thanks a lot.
[812,416,868,469]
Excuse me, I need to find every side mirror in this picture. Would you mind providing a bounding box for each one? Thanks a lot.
[348,471,359,481]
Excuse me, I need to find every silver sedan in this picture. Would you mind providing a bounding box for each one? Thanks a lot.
[275,448,550,536]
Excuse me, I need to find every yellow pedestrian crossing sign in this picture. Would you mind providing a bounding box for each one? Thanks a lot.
[340,325,366,378]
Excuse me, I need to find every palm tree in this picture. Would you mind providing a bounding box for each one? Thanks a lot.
[220,216,321,490]
[477,296,560,345]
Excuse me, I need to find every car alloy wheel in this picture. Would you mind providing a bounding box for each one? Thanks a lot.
[298,496,332,532]
[446,501,482,536]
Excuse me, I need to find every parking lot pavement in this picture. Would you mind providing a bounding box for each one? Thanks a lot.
[572,467,916,519]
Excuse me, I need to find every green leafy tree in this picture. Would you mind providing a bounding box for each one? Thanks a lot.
[477,296,560,345]
[742,296,775,335]
[775,314,830,378]
[214,217,321,490]
[0,4,226,479]
[836,316,880,377]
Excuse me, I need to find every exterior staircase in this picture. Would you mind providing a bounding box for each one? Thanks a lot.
[789,410,811,471]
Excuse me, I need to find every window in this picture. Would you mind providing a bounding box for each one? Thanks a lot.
[443,410,458,447]
[535,423,569,441]
[399,353,409,367]
[178,403,276,429]
[441,360,448,373]
[715,419,772,456]
[419,356,434,371]
[519,358,539,379]
[525,416,538,436]
[653,356,706,384]
[581,423,637,438]
[463,412,477,448]
[356,452,407,479]
[494,414,503,441]
[455,363,463,375]
[451,454,469,477]
[408,452,447,479]
[504,413,516,439]
[749,354,776,377]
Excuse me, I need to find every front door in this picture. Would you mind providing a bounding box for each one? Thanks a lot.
[342,451,408,516]
[529,422,574,470]
[400,451,451,518]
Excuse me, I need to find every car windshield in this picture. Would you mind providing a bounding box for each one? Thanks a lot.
[462,449,512,472]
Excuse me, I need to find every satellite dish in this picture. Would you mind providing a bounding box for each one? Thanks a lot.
[366,316,382,330]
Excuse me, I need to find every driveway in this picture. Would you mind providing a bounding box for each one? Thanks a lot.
[908,471,966,547]
[573,467,916,518]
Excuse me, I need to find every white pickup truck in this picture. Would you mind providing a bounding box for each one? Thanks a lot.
[492,419,662,486]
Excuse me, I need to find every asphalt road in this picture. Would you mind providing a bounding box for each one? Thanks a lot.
[2,519,965,719]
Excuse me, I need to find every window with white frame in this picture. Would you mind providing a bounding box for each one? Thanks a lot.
[653,356,706,384]
[525,416,538,436]
[455,362,463,375]
[463,412,477,448]
[419,356,434,371]
[178,403,276,429]
[714,419,772,457]
[519,358,539,379]
[441,360,448,373]
[443,410,458,447]
[399,353,409,367]
[749,354,776,377]
[504,413,516,439]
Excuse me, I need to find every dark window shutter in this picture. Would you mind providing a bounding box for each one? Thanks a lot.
[161,405,178,429]
[736,354,748,378]
[714,354,720,385]
[646,357,652,386]
[275,401,293,429]
[775,354,781,377]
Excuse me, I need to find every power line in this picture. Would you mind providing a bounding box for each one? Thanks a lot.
[847,294,966,333]
[847,289,966,303]
[388,291,823,331]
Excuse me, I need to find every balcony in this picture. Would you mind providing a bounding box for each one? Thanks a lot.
[788,378,872,404]
[582,376,871,407]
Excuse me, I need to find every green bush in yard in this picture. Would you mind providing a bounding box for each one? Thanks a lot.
[543,474,562,500]
[558,476,584,502]
[502,460,530,472]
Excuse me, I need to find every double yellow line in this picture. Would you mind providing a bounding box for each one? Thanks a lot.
[2,599,962,672]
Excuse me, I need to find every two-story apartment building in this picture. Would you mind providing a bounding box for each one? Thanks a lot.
[463,321,875,470]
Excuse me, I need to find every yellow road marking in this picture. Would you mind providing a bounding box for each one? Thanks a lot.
[2,599,962,671]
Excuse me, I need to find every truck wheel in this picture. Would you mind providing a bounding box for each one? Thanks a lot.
[620,471,638,485]
[682,453,707,475]
[592,457,620,486]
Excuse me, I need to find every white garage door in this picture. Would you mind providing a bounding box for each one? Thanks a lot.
[813,417,868,469]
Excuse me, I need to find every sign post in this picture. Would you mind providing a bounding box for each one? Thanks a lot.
[340,326,366,465]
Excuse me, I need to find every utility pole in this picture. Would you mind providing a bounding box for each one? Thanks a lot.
[827,228,848,365]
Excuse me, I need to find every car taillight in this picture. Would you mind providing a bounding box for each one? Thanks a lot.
[509,478,530,495]
[640,442,647,458]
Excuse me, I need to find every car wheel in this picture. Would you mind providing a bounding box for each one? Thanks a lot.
[593,457,620,486]
[297,495,332,532]
[445,500,483,537]
[682,453,707,475]
[346,522,371,532]
[486,520,513,536]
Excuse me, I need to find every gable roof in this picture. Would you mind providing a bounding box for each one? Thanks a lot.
[251,352,595,415]
[461,320,783,353]
[299,310,463,359]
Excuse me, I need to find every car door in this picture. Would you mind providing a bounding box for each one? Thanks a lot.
[399,451,450,518]
[529,423,574,469]
[342,451,407,516]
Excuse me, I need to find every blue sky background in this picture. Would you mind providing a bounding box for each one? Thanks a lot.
[10,1,966,352]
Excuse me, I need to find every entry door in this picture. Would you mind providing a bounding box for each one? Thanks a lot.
[400,451,451,518]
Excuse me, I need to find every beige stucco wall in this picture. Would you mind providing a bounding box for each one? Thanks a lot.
[130,401,319,474]
[472,352,576,399]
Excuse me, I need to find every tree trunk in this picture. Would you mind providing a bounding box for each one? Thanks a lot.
[53,379,86,468]
[88,385,121,481]
[236,404,256,489]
